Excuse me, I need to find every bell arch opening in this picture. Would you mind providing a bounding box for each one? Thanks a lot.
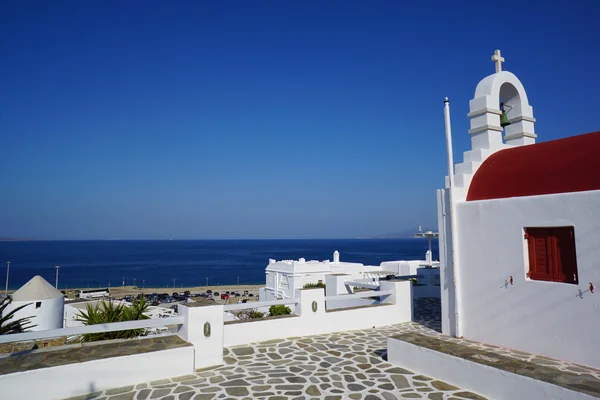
[498,82,525,143]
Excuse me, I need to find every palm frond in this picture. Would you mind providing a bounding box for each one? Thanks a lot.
[76,295,151,342]
[0,296,36,335]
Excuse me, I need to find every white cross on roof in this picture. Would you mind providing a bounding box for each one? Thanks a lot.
[492,49,505,73]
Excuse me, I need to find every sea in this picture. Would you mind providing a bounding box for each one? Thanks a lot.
[0,239,439,291]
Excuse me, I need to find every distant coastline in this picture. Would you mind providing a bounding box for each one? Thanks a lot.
[0,237,43,242]
[355,236,418,239]
[0,237,424,241]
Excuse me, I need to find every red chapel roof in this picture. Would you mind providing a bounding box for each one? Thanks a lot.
[466,130,600,201]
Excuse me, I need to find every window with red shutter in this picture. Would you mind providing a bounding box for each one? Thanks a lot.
[525,227,578,284]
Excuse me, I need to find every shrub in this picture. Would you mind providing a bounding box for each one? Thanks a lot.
[76,296,149,342]
[0,296,36,335]
[303,280,326,289]
[231,309,265,320]
[269,305,291,316]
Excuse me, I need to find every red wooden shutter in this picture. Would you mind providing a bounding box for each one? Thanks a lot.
[527,228,553,281]
[553,227,578,283]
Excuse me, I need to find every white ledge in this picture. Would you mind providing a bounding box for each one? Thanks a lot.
[467,107,502,118]
[468,125,503,135]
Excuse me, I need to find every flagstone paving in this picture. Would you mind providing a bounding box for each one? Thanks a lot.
[65,298,487,400]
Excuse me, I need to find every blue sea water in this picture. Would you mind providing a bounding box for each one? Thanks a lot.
[0,239,438,290]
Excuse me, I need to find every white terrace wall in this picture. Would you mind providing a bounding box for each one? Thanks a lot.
[0,342,193,400]
[455,189,600,368]
[223,281,412,347]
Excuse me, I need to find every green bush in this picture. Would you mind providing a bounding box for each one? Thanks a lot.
[303,280,326,289]
[76,296,149,342]
[247,310,265,319]
[231,309,265,320]
[269,305,291,316]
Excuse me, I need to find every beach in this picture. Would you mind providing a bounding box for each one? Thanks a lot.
[100,284,263,298]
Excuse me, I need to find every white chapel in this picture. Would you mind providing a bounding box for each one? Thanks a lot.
[437,50,600,369]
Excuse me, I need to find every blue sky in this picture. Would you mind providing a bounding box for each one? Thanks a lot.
[1,1,598,239]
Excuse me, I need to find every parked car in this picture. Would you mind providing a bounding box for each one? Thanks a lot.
[221,294,229,300]
[248,294,254,297]
[206,289,212,294]
[213,292,219,296]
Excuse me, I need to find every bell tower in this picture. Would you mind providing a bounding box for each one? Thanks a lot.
[450,50,537,201]
[468,50,537,150]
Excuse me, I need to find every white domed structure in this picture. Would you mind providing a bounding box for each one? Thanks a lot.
[5,275,64,331]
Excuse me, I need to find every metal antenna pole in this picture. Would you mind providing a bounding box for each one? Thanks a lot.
[444,97,462,338]
[5,262,10,296]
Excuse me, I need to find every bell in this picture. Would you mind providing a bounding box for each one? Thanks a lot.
[500,111,511,127]
[499,102,511,128]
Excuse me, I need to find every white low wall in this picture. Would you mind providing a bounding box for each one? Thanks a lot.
[387,337,595,400]
[0,344,194,400]
[178,302,224,369]
[224,281,412,347]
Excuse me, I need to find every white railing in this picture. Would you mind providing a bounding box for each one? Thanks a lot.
[345,280,379,290]
[0,316,185,344]
[223,298,298,312]
[324,290,393,302]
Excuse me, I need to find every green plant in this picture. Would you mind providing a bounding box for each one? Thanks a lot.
[0,296,36,334]
[269,304,291,316]
[303,280,326,289]
[76,296,149,342]
[231,309,265,320]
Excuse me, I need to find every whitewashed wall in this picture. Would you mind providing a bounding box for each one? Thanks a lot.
[380,261,422,276]
[454,189,600,368]
[64,303,86,328]
[0,344,193,400]
[6,297,64,331]
[224,282,412,347]
[437,188,457,337]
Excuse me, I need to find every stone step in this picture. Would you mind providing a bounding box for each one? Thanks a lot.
[454,173,473,190]
[455,161,481,176]
[463,148,492,163]
[387,332,600,400]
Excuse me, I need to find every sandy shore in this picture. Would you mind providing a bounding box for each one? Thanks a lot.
[75,284,264,298]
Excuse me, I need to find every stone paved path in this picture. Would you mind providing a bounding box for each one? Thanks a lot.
[66,298,487,400]
[65,297,600,400]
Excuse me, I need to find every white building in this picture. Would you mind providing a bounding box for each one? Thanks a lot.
[5,275,64,331]
[261,250,439,301]
[437,50,600,369]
